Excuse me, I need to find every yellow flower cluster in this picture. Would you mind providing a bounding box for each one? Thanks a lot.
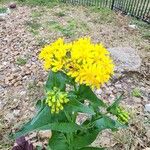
[39,37,114,89]
[46,87,69,114]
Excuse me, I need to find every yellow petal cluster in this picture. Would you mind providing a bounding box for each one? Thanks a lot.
[46,87,69,114]
[39,37,114,89]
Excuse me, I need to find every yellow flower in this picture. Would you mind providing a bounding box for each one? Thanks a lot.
[45,87,69,114]
[39,37,114,89]
[39,38,71,71]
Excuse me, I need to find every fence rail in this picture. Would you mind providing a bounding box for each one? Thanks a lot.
[62,0,150,23]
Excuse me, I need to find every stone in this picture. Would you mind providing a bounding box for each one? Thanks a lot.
[5,113,15,122]
[13,109,20,117]
[95,89,102,95]
[38,130,52,139]
[146,130,150,139]
[128,24,138,29]
[108,47,141,73]
[0,8,10,21]
[115,84,122,89]
[0,101,4,110]
[145,104,150,112]
[0,13,7,21]
[28,132,37,139]
[9,3,17,9]
[133,97,141,103]
[20,91,26,96]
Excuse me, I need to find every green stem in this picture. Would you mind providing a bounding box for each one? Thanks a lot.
[72,112,77,122]
[73,82,77,92]
[64,111,75,149]
[64,110,72,122]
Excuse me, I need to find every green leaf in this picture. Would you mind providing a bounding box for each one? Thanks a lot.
[94,116,117,131]
[114,120,128,129]
[78,85,106,107]
[47,132,68,150]
[38,122,82,133]
[107,92,124,112]
[79,147,105,150]
[14,106,52,138]
[65,99,95,115]
[45,71,68,91]
[36,98,45,112]
[36,146,43,150]
[14,105,68,138]
[73,130,99,149]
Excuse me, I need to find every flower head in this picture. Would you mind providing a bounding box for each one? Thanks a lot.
[46,87,69,114]
[39,37,114,89]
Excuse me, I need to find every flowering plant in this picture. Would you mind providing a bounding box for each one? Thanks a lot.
[14,37,129,149]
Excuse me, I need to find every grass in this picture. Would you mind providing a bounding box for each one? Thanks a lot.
[26,20,41,30]
[25,20,41,35]
[55,11,66,17]
[90,7,116,24]
[131,88,142,98]
[59,20,77,37]
[130,18,150,40]
[46,20,77,38]
[0,7,7,13]
[37,37,48,46]
[16,57,27,66]
[31,11,43,18]
[80,22,89,31]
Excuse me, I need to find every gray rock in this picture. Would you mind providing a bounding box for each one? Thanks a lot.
[0,13,7,21]
[145,104,150,112]
[13,109,21,117]
[38,130,52,139]
[128,24,138,29]
[5,113,15,122]
[108,47,141,73]
[0,8,10,21]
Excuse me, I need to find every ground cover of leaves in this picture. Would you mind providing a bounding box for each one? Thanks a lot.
[0,1,150,150]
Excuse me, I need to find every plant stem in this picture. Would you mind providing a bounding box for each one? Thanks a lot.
[73,82,77,92]
[64,110,72,122]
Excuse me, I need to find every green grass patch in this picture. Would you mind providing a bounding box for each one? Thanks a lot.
[31,11,43,18]
[47,20,60,28]
[90,7,116,24]
[0,7,7,13]
[16,57,27,66]
[16,0,59,7]
[25,20,41,35]
[25,20,41,30]
[131,88,142,98]
[47,20,77,38]
[37,38,48,46]
[55,11,66,17]
[79,22,89,31]
[130,18,150,40]
[59,20,77,37]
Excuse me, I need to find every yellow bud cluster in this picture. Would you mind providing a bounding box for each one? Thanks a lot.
[116,107,129,124]
[45,87,69,114]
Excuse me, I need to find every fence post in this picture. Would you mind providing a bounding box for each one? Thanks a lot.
[111,0,115,10]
